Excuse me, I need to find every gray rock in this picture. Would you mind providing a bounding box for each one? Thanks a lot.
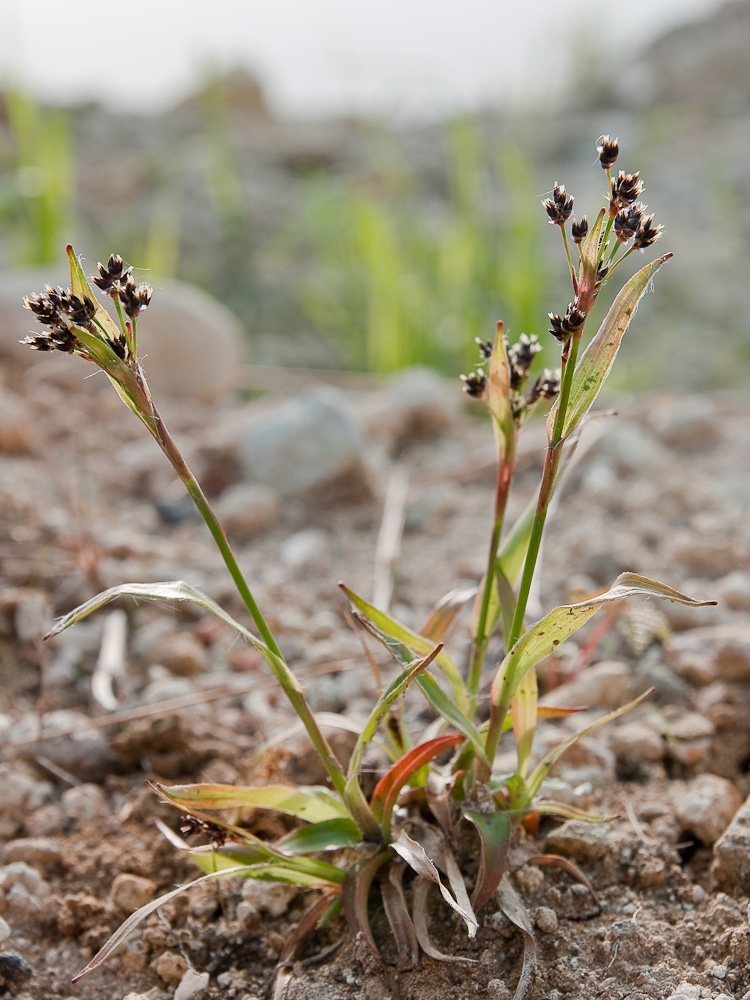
[214,483,281,541]
[716,571,750,612]
[236,386,370,499]
[110,874,156,913]
[2,838,63,871]
[668,624,750,683]
[648,396,721,450]
[61,784,109,822]
[671,773,741,846]
[0,917,9,942]
[0,765,53,840]
[540,661,631,710]
[544,820,611,863]
[151,630,209,677]
[713,793,750,892]
[279,528,330,570]
[607,721,665,763]
[590,421,669,474]
[362,366,457,452]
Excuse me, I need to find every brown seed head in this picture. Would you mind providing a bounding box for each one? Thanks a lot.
[571,216,589,244]
[118,276,153,320]
[542,182,574,225]
[527,368,561,405]
[614,202,645,243]
[610,170,644,210]
[507,333,541,389]
[474,337,493,360]
[633,214,663,250]
[596,135,619,170]
[460,369,487,399]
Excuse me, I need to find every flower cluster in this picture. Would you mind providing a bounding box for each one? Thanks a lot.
[94,253,152,320]
[22,286,110,356]
[460,332,559,422]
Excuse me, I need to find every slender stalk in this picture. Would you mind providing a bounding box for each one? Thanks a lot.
[466,452,514,703]
[142,391,350,801]
[506,330,582,651]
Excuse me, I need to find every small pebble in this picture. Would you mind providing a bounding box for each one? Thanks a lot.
[2,838,63,871]
[154,951,187,984]
[174,968,210,1000]
[61,784,109,822]
[534,907,558,933]
[110,874,156,913]
[545,820,611,862]
[672,774,741,845]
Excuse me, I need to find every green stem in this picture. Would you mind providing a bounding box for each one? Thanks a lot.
[467,451,513,704]
[143,392,349,801]
[506,330,582,651]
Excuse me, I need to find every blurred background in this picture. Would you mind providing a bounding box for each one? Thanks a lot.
[1,0,747,388]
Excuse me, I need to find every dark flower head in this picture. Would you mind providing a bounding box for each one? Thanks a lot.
[94,253,133,294]
[633,214,663,250]
[460,369,487,399]
[548,303,585,342]
[526,368,561,405]
[542,182,574,225]
[118,276,153,320]
[613,202,645,243]
[507,333,541,389]
[596,135,619,170]
[571,216,589,244]
[610,170,644,210]
[474,337,493,360]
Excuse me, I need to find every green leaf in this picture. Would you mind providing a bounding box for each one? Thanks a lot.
[420,586,477,643]
[463,808,511,911]
[510,667,538,778]
[66,244,123,343]
[371,733,463,839]
[277,818,362,854]
[347,643,443,788]
[487,320,514,463]
[340,583,468,712]
[415,673,489,769]
[157,783,349,823]
[578,207,605,291]
[548,252,672,440]
[491,572,714,714]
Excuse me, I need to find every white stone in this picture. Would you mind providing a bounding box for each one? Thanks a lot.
[174,968,210,1000]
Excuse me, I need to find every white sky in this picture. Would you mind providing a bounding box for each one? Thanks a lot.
[0,0,726,119]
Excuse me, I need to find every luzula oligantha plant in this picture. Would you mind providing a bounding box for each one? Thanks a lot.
[21,137,713,997]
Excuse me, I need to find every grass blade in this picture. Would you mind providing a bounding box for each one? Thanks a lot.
[340,583,468,711]
[159,783,349,822]
[548,253,672,440]
[463,808,511,911]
